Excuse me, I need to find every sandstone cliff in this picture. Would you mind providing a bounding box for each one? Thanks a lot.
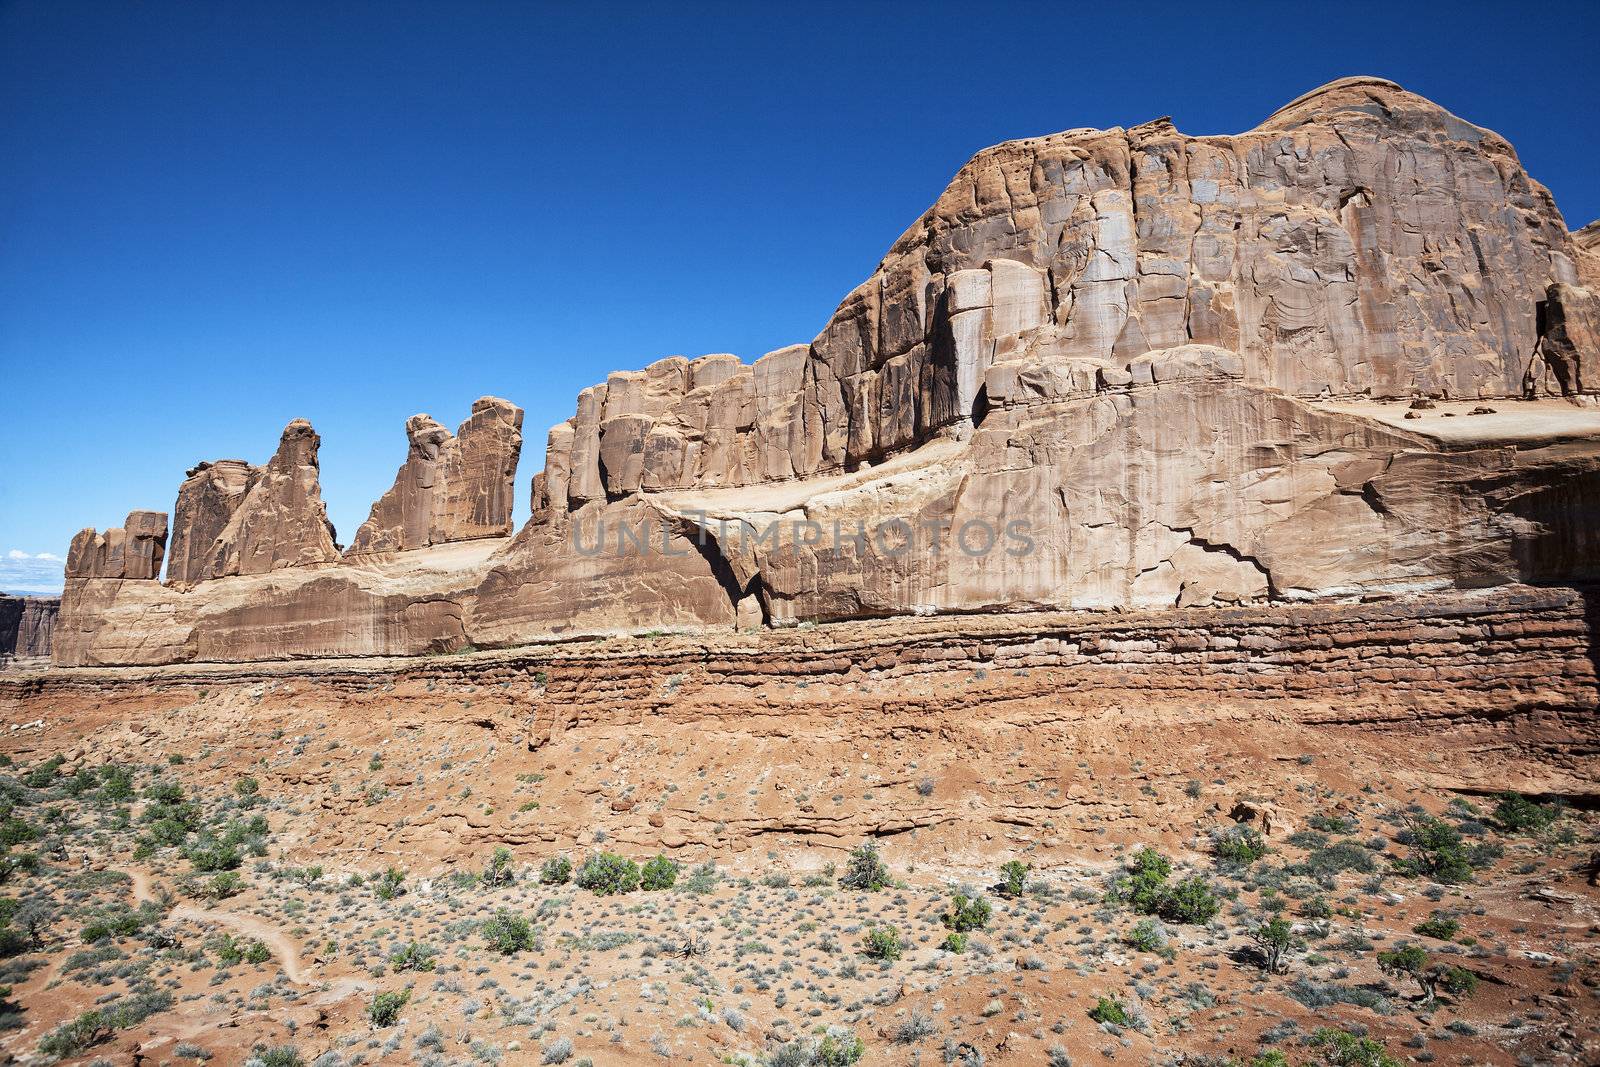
[66,510,168,580]
[51,78,1600,666]
[0,594,56,664]
[346,397,524,556]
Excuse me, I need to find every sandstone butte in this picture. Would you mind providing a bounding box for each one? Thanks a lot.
[35,77,1599,669]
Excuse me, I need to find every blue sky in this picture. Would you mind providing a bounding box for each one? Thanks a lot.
[2,1,1596,595]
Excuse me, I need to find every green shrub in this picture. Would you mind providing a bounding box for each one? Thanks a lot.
[1308,1026,1400,1066]
[374,866,407,901]
[539,855,572,885]
[368,988,410,1027]
[184,840,241,872]
[1394,814,1475,884]
[389,941,437,972]
[1413,912,1460,940]
[1214,826,1269,865]
[942,891,991,933]
[1492,793,1559,834]
[860,925,903,960]
[1088,994,1130,1026]
[1377,945,1477,1003]
[940,931,968,953]
[1156,876,1220,924]
[839,843,890,891]
[481,909,534,954]
[639,854,679,891]
[816,1030,864,1066]
[574,852,640,895]
[1123,917,1168,954]
[999,859,1030,898]
[1251,916,1302,973]
[482,847,515,887]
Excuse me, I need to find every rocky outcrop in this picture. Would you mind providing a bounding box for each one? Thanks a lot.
[1575,221,1600,291]
[51,78,1600,666]
[201,420,340,579]
[165,460,259,588]
[0,595,56,664]
[66,511,168,580]
[347,397,524,556]
[1532,282,1600,397]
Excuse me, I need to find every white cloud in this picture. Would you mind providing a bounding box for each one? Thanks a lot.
[35,552,61,562]
[6,550,29,560]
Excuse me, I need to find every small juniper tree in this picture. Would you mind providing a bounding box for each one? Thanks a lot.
[840,843,890,891]
[1251,916,1303,974]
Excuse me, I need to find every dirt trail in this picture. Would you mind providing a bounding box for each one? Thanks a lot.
[126,868,310,984]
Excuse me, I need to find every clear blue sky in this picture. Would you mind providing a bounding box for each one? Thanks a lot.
[2,1,1596,594]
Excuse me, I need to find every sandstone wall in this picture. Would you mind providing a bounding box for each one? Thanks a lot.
[49,78,1600,667]
[66,511,168,580]
[0,595,57,665]
[347,397,524,555]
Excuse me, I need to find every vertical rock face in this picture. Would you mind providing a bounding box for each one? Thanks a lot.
[1533,283,1600,397]
[66,511,168,579]
[536,78,1588,518]
[347,396,524,555]
[165,460,259,588]
[0,595,57,662]
[1575,222,1600,291]
[205,420,340,577]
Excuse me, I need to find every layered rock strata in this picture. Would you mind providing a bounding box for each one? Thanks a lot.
[347,397,524,555]
[66,511,168,580]
[52,78,1600,667]
[0,595,57,665]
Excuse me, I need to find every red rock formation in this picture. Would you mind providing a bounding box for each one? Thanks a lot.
[165,460,258,588]
[66,511,168,580]
[51,79,1600,666]
[347,396,524,556]
[204,420,340,578]
[0,595,56,664]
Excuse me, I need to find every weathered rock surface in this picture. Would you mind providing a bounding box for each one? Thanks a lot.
[1532,282,1600,397]
[52,78,1600,666]
[66,511,168,580]
[347,397,524,556]
[202,420,340,579]
[0,594,56,664]
[1574,220,1600,290]
[165,460,259,588]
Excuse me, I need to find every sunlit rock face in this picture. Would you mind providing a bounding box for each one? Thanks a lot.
[52,78,1600,666]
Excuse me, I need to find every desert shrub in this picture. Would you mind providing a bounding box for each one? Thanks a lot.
[481,909,534,955]
[1492,793,1559,834]
[940,931,968,953]
[1394,815,1476,883]
[252,1047,304,1067]
[373,866,407,901]
[860,925,903,960]
[1156,876,1220,924]
[388,941,436,972]
[540,1036,574,1064]
[639,855,679,891]
[368,988,410,1027]
[893,1009,938,1044]
[184,839,241,872]
[1123,917,1169,954]
[1214,826,1269,865]
[942,891,991,933]
[1377,945,1477,1002]
[482,847,515,887]
[1252,916,1303,973]
[999,860,1030,898]
[1088,994,1130,1026]
[539,856,572,885]
[575,852,640,895]
[1412,912,1460,940]
[1307,1026,1400,1066]
[839,843,890,891]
